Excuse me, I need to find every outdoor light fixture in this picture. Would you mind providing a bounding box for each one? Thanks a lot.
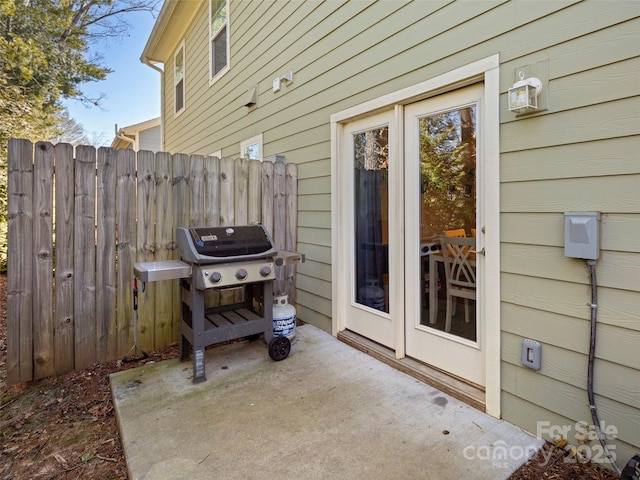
[508,72,543,114]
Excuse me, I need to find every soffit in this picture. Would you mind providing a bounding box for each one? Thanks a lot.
[141,0,202,64]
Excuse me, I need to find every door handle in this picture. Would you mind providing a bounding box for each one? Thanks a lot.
[471,247,486,256]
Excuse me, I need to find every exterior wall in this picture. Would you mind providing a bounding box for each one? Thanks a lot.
[497,3,640,463]
[111,121,161,152]
[151,0,640,461]
[138,125,161,152]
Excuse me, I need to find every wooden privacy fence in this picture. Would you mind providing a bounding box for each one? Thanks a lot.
[7,139,298,385]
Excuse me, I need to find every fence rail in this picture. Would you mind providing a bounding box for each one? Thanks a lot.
[7,139,298,385]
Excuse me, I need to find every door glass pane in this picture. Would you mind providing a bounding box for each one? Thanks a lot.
[354,126,389,313]
[419,105,477,341]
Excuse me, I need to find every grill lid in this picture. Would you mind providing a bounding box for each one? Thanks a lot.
[177,225,276,264]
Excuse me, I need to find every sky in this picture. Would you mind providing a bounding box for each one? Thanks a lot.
[62,10,161,147]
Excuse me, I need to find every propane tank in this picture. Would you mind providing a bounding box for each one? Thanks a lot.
[273,294,296,340]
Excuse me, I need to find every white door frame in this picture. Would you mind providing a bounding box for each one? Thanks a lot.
[331,55,501,417]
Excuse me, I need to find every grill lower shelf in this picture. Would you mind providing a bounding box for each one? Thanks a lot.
[180,279,273,384]
[181,307,267,346]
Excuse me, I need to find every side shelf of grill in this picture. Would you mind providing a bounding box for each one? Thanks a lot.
[134,260,192,282]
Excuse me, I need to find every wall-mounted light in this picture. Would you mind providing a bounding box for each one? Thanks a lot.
[508,71,543,114]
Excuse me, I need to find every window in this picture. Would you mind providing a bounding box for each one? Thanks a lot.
[174,41,185,116]
[210,0,229,81]
[240,134,262,161]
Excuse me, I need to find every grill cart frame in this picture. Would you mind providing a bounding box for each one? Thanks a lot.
[134,225,301,384]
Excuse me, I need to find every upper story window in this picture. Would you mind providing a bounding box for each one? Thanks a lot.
[210,0,229,82]
[174,40,185,116]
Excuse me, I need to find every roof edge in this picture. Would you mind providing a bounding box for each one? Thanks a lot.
[141,0,200,64]
[118,117,161,135]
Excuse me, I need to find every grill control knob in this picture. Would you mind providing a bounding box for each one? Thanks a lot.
[235,268,248,280]
[209,272,222,284]
[259,266,272,277]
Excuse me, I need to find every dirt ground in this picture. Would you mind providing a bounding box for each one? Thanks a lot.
[0,273,179,479]
[0,272,619,479]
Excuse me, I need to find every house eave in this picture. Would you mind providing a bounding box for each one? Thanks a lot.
[141,0,201,64]
[119,117,161,136]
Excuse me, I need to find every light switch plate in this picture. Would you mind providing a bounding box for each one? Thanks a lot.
[272,77,281,92]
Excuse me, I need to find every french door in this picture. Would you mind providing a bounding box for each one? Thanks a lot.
[339,111,399,348]
[404,84,485,387]
[338,84,486,387]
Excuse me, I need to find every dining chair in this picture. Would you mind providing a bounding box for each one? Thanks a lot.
[444,228,466,238]
[439,235,477,333]
[440,228,470,317]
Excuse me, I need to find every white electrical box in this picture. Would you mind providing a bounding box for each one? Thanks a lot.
[564,212,600,260]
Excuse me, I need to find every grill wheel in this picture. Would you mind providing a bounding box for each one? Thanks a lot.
[268,336,291,361]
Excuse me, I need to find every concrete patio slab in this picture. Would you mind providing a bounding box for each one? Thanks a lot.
[110,324,543,480]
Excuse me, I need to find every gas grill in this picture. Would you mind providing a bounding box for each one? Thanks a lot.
[134,224,303,384]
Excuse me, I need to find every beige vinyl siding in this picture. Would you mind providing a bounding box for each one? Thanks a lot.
[502,391,640,467]
[159,0,571,329]
[153,0,640,455]
[139,125,161,153]
[501,136,640,183]
[496,0,640,460]
[502,353,639,446]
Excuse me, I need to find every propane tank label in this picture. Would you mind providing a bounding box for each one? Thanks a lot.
[273,295,296,338]
[273,315,296,336]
